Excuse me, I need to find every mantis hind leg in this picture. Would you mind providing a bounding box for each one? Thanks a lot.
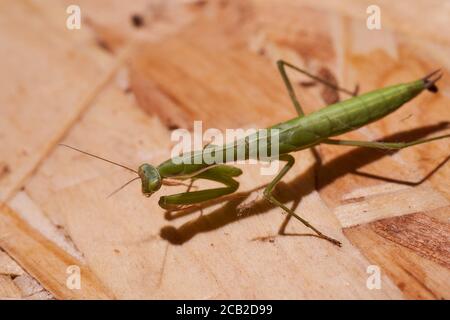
[323,134,450,149]
[158,165,242,210]
[277,59,358,117]
[263,154,342,246]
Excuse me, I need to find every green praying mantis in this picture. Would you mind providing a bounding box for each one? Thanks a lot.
[62,60,450,247]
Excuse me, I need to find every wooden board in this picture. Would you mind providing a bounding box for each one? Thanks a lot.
[0,0,449,299]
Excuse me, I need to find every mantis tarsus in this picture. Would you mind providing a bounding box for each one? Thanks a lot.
[62,60,450,247]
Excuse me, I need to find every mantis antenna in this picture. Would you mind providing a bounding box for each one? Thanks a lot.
[107,176,141,198]
[59,144,141,197]
[59,144,138,174]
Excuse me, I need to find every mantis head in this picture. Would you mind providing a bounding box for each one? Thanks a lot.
[138,164,162,197]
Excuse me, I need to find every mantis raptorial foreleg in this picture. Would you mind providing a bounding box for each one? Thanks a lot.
[323,134,450,149]
[158,165,242,210]
[277,59,358,117]
[263,154,342,246]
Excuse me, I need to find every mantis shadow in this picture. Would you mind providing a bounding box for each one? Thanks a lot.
[159,121,449,245]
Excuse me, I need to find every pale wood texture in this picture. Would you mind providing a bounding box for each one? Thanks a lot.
[0,0,449,299]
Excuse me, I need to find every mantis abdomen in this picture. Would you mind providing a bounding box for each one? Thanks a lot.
[277,80,426,153]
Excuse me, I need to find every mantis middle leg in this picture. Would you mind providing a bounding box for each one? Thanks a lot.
[277,60,359,188]
[263,154,342,246]
[277,59,358,116]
